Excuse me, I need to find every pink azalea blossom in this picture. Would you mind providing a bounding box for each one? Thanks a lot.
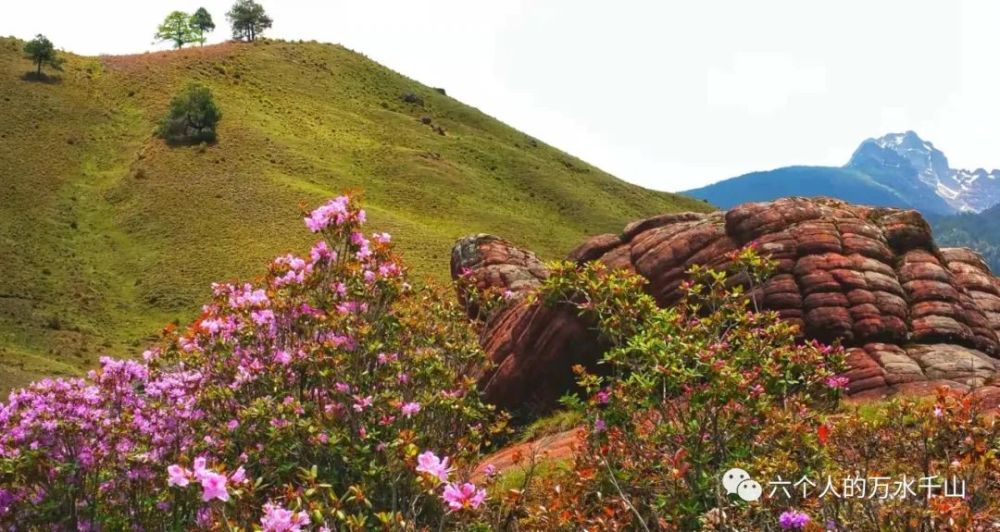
[273,350,292,366]
[251,309,275,326]
[415,451,451,482]
[230,466,247,484]
[200,319,222,334]
[196,508,212,527]
[596,388,611,405]
[378,262,399,277]
[778,510,810,529]
[167,465,190,487]
[199,471,229,502]
[260,502,311,531]
[352,395,373,412]
[304,196,350,233]
[441,482,486,511]
[310,240,334,263]
[824,375,850,390]
[400,402,421,418]
[193,457,208,478]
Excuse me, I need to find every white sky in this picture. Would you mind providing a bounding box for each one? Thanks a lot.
[3,1,999,191]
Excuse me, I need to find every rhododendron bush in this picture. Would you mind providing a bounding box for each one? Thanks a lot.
[0,196,506,530]
[513,249,1000,530]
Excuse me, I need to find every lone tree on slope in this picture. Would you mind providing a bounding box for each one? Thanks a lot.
[157,83,222,145]
[23,34,64,77]
[154,11,198,49]
[190,8,216,45]
[226,0,272,42]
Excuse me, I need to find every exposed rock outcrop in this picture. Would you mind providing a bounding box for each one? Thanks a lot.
[454,198,1000,413]
[451,234,548,318]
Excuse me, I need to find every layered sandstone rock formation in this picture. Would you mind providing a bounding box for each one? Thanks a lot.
[454,198,1000,413]
[452,234,601,411]
[451,234,548,318]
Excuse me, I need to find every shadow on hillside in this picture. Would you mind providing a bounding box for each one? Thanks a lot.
[161,136,218,149]
[20,72,61,84]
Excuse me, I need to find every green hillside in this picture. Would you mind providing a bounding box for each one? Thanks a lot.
[0,37,709,390]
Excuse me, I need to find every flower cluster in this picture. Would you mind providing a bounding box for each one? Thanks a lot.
[0,195,503,529]
[415,450,486,511]
[167,457,248,502]
[260,502,311,532]
[778,510,810,529]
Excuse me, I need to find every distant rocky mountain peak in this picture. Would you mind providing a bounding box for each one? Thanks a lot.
[685,130,1000,216]
[847,131,1000,213]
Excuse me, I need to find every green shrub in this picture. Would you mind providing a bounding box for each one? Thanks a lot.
[157,83,221,145]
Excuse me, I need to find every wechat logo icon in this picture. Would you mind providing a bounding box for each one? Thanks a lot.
[722,468,762,502]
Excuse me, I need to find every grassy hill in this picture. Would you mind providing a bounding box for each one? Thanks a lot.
[684,166,915,210]
[0,37,709,391]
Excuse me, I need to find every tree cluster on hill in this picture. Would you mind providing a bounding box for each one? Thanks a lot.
[226,0,273,42]
[153,1,273,49]
[154,7,215,49]
[23,1,272,76]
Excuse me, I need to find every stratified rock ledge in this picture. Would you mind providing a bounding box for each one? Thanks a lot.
[453,198,1000,413]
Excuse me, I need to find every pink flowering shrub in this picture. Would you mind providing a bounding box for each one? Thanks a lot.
[0,196,506,529]
[520,248,846,529]
[513,249,1000,530]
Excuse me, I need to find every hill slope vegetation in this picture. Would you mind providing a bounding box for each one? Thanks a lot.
[931,205,1000,274]
[0,37,709,390]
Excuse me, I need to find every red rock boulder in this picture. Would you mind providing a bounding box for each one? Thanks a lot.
[454,198,1000,413]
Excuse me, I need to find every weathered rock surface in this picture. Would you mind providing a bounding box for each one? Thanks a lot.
[451,234,548,318]
[454,198,1000,413]
[473,427,583,482]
